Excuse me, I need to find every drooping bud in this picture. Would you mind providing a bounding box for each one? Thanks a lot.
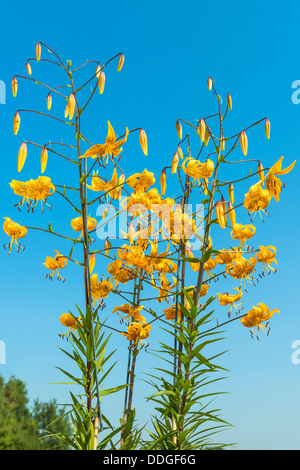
[228,183,234,204]
[128,222,135,244]
[117,53,125,72]
[177,145,183,159]
[171,152,179,173]
[204,127,211,146]
[96,64,101,78]
[26,61,32,75]
[18,142,27,172]
[207,76,213,91]
[139,129,148,156]
[98,71,105,94]
[160,169,167,195]
[215,200,226,229]
[176,120,182,140]
[227,202,236,227]
[64,104,69,119]
[117,173,125,198]
[35,42,41,61]
[264,118,270,139]
[41,147,48,173]
[68,93,76,120]
[11,76,18,97]
[102,207,109,219]
[199,118,206,143]
[46,92,52,111]
[89,254,95,273]
[240,130,248,156]
[220,137,225,152]
[203,178,208,195]
[258,162,264,185]
[227,93,232,111]
[13,112,21,135]
[221,197,227,224]
[104,238,111,257]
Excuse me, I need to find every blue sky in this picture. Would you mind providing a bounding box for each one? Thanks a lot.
[1,0,300,450]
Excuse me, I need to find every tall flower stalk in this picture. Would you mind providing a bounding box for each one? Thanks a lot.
[4,45,296,450]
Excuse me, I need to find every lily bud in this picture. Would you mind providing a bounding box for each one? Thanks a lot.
[46,92,52,111]
[11,76,18,97]
[221,197,227,224]
[96,64,101,79]
[102,207,109,219]
[199,118,206,143]
[26,61,32,75]
[176,120,182,140]
[228,183,234,204]
[177,145,183,159]
[258,162,264,185]
[139,129,148,156]
[160,169,167,195]
[35,42,41,61]
[171,152,179,173]
[220,137,225,152]
[18,142,27,172]
[41,147,48,173]
[98,71,105,94]
[89,254,95,273]
[227,93,232,111]
[104,238,111,257]
[227,202,236,227]
[240,130,248,156]
[204,127,211,146]
[128,222,135,244]
[203,178,208,195]
[117,53,125,72]
[117,173,125,198]
[264,118,270,139]
[64,104,69,119]
[13,112,21,135]
[216,200,226,229]
[207,76,213,91]
[68,93,76,120]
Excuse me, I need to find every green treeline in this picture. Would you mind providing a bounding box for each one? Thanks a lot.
[0,374,72,450]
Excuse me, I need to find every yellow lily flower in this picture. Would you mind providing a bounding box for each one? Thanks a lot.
[225,256,257,284]
[117,244,152,275]
[243,183,272,215]
[112,304,145,322]
[107,259,136,287]
[217,287,243,313]
[163,303,182,321]
[43,250,68,281]
[182,157,214,182]
[3,217,27,254]
[148,241,178,275]
[255,245,277,272]
[70,216,97,240]
[10,176,55,211]
[120,320,151,347]
[90,274,114,304]
[230,223,256,247]
[127,169,155,191]
[59,313,81,337]
[87,167,122,200]
[80,121,129,161]
[264,156,296,201]
[215,248,242,265]
[240,303,280,338]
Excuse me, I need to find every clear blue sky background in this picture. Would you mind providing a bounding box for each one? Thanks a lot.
[1,0,300,450]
